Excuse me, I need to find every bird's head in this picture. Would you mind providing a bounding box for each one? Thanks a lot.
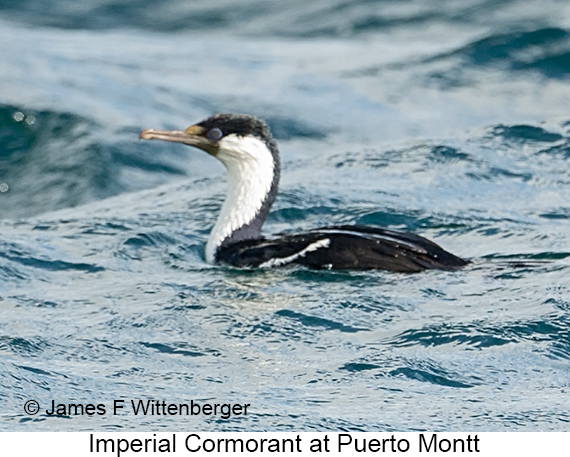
[140,113,279,172]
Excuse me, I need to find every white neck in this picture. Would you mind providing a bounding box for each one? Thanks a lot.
[205,134,275,263]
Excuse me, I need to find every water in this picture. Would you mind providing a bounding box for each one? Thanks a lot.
[1,0,569,431]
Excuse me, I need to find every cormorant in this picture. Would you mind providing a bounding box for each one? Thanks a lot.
[140,113,468,272]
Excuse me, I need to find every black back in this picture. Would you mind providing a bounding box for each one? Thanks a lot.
[217,225,469,272]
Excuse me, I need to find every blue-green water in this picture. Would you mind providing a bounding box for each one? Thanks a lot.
[1,0,569,431]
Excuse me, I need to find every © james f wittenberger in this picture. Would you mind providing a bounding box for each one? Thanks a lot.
[30,399,250,419]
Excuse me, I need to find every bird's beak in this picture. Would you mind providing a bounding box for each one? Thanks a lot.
[139,125,217,155]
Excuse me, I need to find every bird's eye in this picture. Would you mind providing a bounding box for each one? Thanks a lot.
[207,128,223,141]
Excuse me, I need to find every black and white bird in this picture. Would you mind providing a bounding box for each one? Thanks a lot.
[140,113,468,272]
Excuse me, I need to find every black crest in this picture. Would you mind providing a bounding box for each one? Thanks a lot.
[197,113,275,145]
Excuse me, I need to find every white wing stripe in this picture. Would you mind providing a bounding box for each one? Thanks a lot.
[259,238,331,268]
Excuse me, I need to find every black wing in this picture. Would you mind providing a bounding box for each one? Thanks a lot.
[216,225,468,272]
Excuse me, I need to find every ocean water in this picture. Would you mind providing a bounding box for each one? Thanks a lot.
[1,0,569,432]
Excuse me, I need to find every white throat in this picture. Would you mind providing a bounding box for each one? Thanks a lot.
[205,134,275,263]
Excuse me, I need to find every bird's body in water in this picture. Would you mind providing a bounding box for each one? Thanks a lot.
[140,113,468,272]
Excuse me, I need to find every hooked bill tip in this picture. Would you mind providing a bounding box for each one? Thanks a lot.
[139,129,155,140]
